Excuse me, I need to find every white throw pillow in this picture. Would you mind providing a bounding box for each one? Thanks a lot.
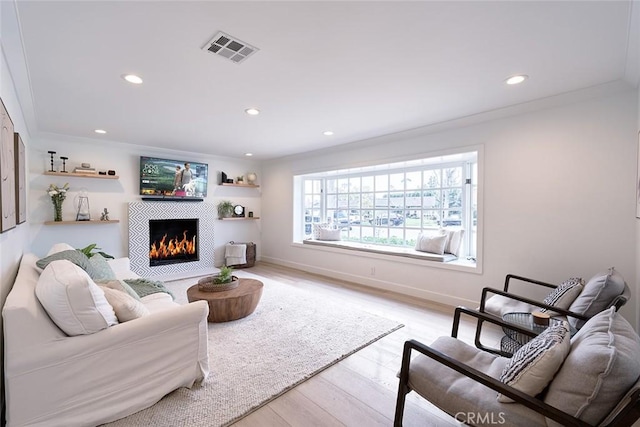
[497,322,571,403]
[100,286,149,322]
[312,223,332,239]
[441,229,465,256]
[415,232,448,255]
[46,242,76,256]
[318,227,342,241]
[36,260,118,336]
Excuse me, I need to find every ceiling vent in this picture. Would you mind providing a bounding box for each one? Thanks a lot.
[202,31,259,64]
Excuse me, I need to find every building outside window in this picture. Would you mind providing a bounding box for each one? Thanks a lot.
[295,149,479,261]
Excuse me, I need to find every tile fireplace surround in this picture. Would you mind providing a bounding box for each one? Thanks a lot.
[128,202,215,278]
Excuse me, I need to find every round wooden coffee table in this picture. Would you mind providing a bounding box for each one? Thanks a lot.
[187,278,263,323]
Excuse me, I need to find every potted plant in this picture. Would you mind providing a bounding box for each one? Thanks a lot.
[197,265,239,292]
[217,200,234,219]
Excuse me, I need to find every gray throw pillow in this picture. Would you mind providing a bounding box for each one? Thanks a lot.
[567,268,625,330]
[36,250,98,278]
[544,307,640,427]
[87,253,117,281]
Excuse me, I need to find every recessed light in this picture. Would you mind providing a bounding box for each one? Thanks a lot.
[323,131,334,136]
[94,129,107,134]
[245,108,260,116]
[122,74,143,84]
[245,153,253,157]
[505,75,528,85]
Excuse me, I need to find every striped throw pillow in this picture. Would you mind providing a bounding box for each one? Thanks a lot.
[540,277,584,313]
[497,322,570,403]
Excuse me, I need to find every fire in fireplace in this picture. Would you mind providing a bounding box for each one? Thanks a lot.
[149,218,199,266]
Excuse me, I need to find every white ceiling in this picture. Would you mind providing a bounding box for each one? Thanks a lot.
[8,1,640,160]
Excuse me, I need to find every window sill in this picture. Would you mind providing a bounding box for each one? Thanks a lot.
[294,239,480,273]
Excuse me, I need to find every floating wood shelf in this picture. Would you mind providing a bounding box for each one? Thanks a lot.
[44,171,119,179]
[44,220,120,225]
[218,217,260,220]
[219,183,259,188]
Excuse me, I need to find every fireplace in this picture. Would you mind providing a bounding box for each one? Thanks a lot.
[128,202,214,278]
[149,218,199,266]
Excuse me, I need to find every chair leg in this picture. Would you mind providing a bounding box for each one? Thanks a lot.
[394,376,409,426]
[394,341,413,427]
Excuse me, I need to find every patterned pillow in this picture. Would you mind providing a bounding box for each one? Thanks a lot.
[497,322,571,403]
[540,277,584,313]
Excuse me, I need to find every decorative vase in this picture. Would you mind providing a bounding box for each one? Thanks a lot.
[53,200,63,222]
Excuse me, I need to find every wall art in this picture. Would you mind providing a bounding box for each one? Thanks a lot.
[0,98,15,232]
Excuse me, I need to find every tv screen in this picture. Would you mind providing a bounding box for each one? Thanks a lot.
[140,156,208,200]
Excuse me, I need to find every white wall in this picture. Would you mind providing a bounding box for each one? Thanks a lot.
[261,88,639,328]
[0,1,33,411]
[28,135,262,266]
[637,82,640,332]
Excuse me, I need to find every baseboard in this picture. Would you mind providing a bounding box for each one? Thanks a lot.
[259,255,478,309]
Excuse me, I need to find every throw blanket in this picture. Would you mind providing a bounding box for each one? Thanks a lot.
[124,278,175,300]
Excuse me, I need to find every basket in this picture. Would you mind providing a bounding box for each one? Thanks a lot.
[197,275,239,292]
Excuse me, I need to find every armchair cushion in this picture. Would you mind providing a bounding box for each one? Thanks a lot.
[408,336,548,426]
[544,307,640,427]
[568,267,626,330]
[498,322,570,403]
[484,295,537,318]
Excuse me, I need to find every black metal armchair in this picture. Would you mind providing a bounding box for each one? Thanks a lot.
[394,307,640,427]
[474,272,630,355]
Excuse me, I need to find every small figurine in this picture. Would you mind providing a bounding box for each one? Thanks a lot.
[100,208,110,221]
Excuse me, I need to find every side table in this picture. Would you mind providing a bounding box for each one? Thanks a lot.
[500,312,565,356]
[187,278,263,323]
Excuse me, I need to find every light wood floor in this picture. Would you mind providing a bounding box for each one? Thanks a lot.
[230,262,502,427]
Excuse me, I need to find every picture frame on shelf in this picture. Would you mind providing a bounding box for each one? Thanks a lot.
[0,98,16,232]
[14,133,25,224]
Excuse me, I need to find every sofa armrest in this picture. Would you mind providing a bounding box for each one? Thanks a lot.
[5,300,210,427]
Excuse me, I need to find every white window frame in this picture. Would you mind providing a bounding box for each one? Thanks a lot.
[293,147,482,270]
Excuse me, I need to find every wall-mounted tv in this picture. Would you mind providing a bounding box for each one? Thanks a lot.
[140,156,208,201]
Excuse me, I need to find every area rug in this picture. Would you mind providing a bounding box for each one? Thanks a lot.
[105,270,403,427]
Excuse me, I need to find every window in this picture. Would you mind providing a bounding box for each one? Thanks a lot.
[295,149,479,260]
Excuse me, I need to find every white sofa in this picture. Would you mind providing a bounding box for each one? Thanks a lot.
[3,251,210,427]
